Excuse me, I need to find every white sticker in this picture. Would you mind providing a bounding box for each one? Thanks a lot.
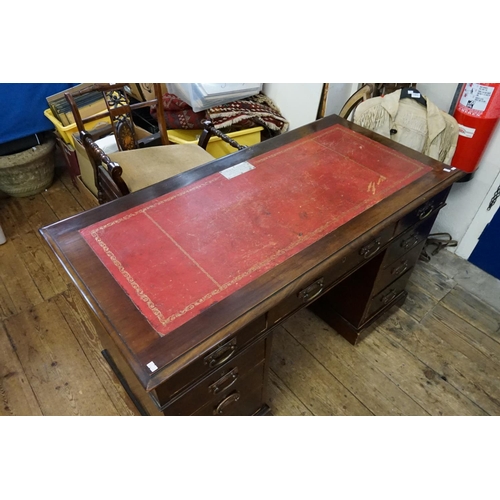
[221,161,255,179]
[458,125,476,138]
[147,361,158,372]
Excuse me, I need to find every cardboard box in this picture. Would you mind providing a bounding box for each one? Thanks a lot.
[54,134,80,186]
[76,175,99,207]
[73,134,99,196]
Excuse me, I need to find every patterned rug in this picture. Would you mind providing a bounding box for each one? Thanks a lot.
[151,92,289,137]
[208,93,289,135]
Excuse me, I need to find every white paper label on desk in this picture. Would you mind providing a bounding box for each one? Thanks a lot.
[147,361,158,372]
[221,161,255,179]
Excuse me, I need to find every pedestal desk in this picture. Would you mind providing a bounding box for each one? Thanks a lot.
[40,115,464,416]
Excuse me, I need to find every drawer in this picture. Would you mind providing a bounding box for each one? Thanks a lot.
[153,315,266,406]
[372,239,426,296]
[382,214,436,267]
[342,222,396,273]
[395,187,450,236]
[365,268,413,320]
[161,337,267,416]
[267,223,395,325]
[192,363,266,416]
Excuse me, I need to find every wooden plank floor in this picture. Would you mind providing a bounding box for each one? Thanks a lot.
[1,163,500,416]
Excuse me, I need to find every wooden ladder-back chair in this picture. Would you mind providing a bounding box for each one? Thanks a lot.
[65,83,242,204]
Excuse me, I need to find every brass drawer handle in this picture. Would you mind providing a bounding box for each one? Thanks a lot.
[214,392,241,415]
[382,289,398,305]
[204,338,237,368]
[391,260,409,276]
[360,238,381,259]
[298,278,324,303]
[401,233,420,251]
[209,367,239,395]
[417,203,435,220]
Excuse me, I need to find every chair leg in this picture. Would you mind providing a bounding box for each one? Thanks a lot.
[199,119,246,151]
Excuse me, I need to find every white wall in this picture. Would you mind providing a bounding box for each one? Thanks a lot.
[324,83,360,116]
[262,83,359,130]
[417,83,500,258]
[262,83,324,131]
[417,83,458,114]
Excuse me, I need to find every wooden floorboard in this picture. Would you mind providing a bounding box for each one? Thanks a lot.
[280,308,428,416]
[266,369,313,416]
[1,163,500,416]
[271,325,373,416]
[373,308,496,415]
[4,299,120,416]
[440,287,500,343]
[0,238,45,317]
[53,288,138,416]
[423,304,500,366]
[0,322,42,416]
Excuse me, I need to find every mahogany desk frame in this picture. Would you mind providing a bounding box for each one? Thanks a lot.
[40,115,464,416]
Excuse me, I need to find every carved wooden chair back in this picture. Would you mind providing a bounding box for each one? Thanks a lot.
[338,83,374,120]
[66,83,169,150]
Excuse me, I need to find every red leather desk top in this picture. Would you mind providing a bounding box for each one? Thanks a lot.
[80,124,431,336]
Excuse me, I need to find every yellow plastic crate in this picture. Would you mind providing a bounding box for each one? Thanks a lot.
[44,108,111,148]
[167,126,263,158]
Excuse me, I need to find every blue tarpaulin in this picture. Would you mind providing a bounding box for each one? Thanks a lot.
[0,83,77,144]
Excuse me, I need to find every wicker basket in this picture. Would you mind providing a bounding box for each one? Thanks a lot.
[0,138,56,197]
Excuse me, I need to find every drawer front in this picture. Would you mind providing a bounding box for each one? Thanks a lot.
[372,240,426,296]
[267,223,395,325]
[383,215,436,267]
[153,315,266,406]
[192,363,266,416]
[338,223,396,276]
[395,187,450,236]
[365,268,413,320]
[161,338,267,416]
